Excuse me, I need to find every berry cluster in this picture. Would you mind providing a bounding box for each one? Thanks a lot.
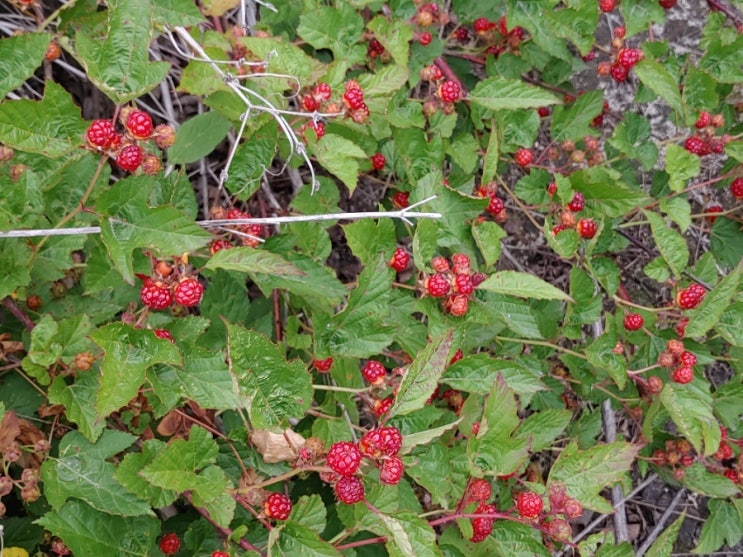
[656,339,698,385]
[675,282,706,310]
[342,80,370,124]
[452,15,525,62]
[209,206,264,248]
[683,111,729,157]
[421,253,485,317]
[83,108,173,174]
[651,438,700,481]
[476,181,507,223]
[418,62,464,115]
[551,191,597,239]
[137,256,204,311]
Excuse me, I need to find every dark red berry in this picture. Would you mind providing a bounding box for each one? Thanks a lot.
[326,441,362,476]
[115,144,143,172]
[467,478,492,502]
[706,204,723,223]
[371,152,386,171]
[695,111,711,129]
[153,329,175,343]
[613,26,626,39]
[418,31,432,46]
[599,0,616,12]
[473,18,495,33]
[359,426,403,458]
[609,61,630,82]
[438,80,461,103]
[159,533,180,555]
[730,178,743,199]
[514,148,533,167]
[302,94,319,112]
[379,455,404,485]
[212,552,229,557]
[362,360,387,385]
[342,86,365,110]
[684,136,706,156]
[426,273,450,297]
[174,277,203,307]
[577,218,597,239]
[264,492,292,520]
[623,313,644,331]
[85,119,117,149]
[389,247,410,272]
[451,253,471,275]
[313,357,334,372]
[516,491,543,519]
[125,110,153,139]
[470,502,496,543]
[453,273,474,295]
[616,48,643,69]
[659,0,677,7]
[313,82,332,101]
[305,120,325,140]
[334,475,365,504]
[679,351,697,367]
[210,239,233,254]
[374,397,393,417]
[671,366,694,384]
[567,192,585,212]
[392,191,410,208]
[140,279,173,310]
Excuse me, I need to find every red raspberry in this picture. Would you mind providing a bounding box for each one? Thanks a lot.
[659,0,677,7]
[695,111,711,129]
[430,256,450,273]
[313,82,332,102]
[362,360,387,385]
[679,351,697,367]
[623,313,644,331]
[454,27,470,41]
[676,284,705,309]
[85,119,117,149]
[716,442,734,460]
[514,148,533,167]
[153,329,174,343]
[359,426,403,458]
[349,103,370,124]
[684,136,706,156]
[671,366,694,384]
[497,15,508,35]
[313,357,333,372]
[613,26,626,39]
[210,239,233,254]
[710,138,725,153]
[326,441,362,477]
[174,277,204,307]
[371,153,386,171]
[609,62,630,82]
[449,348,464,365]
[438,80,461,103]
[140,279,173,310]
[426,273,451,297]
[446,294,469,317]
[159,533,180,555]
[374,397,393,417]
[379,456,404,485]
[115,144,143,172]
[392,191,410,208]
[567,192,585,212]
[724,469,738,482]
[547,182,557,196]
[417,31,432,46]
[616,48,643,69]
[264,492,292,520]
[486,195,505,216]
[212,552,229,557]
[706,204,723,223]
[302,94,319,112]
[342,87,365,110]
[577,218,597,239]
[451,253,471,275]
[125,110,153,139]
[389,247,410,272]
[473,18,494,33]
[730,178,743,199]
[453,273,474,295]
[467,478,492,502]
[470,503,496,543]
[599,0,616,12]
[537,106,550,117]
[334,475,365,504]
[516,491,543,519]
[305,120,325,140]
[367,38,385,57]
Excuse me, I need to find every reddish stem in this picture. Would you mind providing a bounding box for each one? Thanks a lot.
[433,57,466,94]
[707,0,743,32]
[335,535,387,551]
[2,296,35,331]
[184,492,264,555]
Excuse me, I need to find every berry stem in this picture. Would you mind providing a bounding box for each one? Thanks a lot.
[495,336,588,360]
[612,296,666,313]
[312,384,372,393]
[433,57,465,93]
[706,0,743,32]
[627,364,660,376]
[2,296,35,331]
[335,536,387,551]
[183,491,263,554]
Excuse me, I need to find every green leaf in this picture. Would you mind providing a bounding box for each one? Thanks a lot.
[660,382,720,456]
[468,77,561,111]
[646,513,684,557]
[36,500,159,557]
[388,330,453,418]
[297,3,365,64]
[114,440,177,509]
[685,262,743,337]
[608,112,658,170]
[289,495,327,534]
[515,409,573,452]
[75,0,170,104]
[223,129,277,199]
[344,218,396,269]
[40,430,151,517]
[659,196,691,233]
[545,2,598,56]
[168,111,233,164]
[206,246,306,277]
[643,210,688,279]
[550,90,604,142]
[91,323,181,417]
[278,522,343,556]
[240,37,324,85]
[548,441,640,513]
[620,0,665,37]
[711,217,743,268]
[682,67,719,112]
[311,133,367,191]
[367,17,414,67]
[0,33,51,98]
[48,373,105,442]
[681,463,740,498]
[226,322,313,428]
[481,122,499,185]
[380,512,443,557]
[664,144,701,193]
[0,81,87,158]
[400,418,462,455]
[478,271,572,301]
[443,354,546,397]
[152,0,205,26]
[634,59,683,116]
[693,500,743,555]
[472,221,505,268]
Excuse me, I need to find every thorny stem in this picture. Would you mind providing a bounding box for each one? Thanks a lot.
[183,492,263,555]
[233,466,328,494]
[335,536,387,551]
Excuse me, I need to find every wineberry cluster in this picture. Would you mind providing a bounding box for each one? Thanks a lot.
[550,190,598,239]
[137,256,204,311]
[476,181,507,222]
[209,206,264,249]
[453,15,525,61]
[420,253,486,317]
[683,111,730,157]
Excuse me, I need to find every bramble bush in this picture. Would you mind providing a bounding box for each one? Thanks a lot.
[1,0,743,555]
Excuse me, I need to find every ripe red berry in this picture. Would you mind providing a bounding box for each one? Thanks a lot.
[577,218,597,239]
[516,491,543,519]
[379,455,404,485]
[730,178,743,199]
[706,203,723,223]
[449,348,464,365]
[599,0,616,12]
[724,469,738,482]
[453,273,474,295]
[125,110,153,139]
[159,533,180,555]
[371,152,386,171]
[212,552,229,557]
[367,38,385,57]
[676,283,706,309]
[392,191,410,208]
[514,148,533,167]
[609,62,630,82]
[374,397,393,417]
[470,502,496,543]
[389,247,410,272]
[473,18,494,33]
[613,26,626,39]
[115,144,143,172]
[154,328,175,343]
[684,136,706,156]
[362,360,387,385]
[418,31,432,46]
[305,120,325,140]
[451,253,471,275]
[679,351,697,367]
[264,492,292,520]
[426,273,451,297]
[438,80,462,103]
[334,475,365,504]
[454,27,470,41]
[313,82,332,101]
[210,239,233,254]
[567,192,585,212]
[671,366,694,384]
[623,313,644,331]
[467,478,492,502]
[174,277,204,307]
[85,119,117,149]
[695,111,711,129]
[326,441,362,476]
[717,442,734,461]
[659,0,677,7]
[313,357,334,372]
[342,87,365,110]
[140,280,173,310]
[302,94,319,112]
[616,48,643,69]
[446,294,469,317]
[359,427,403,458]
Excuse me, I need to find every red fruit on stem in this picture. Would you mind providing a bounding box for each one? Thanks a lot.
[334,475,365,504]
[342,87,365,110]
[671,366,694,384]
[470,502,496,543]
[115,144,143,172]
[326,441,362,476]
[487,195,505,216]
[159,533,180,555]
[514,148,533,167]
[174,277,204,307]
[418,31,432,46]
[679,351,697,367]
[659,0,677,7]
[609,61,630,82]
[453,273,474,295]
[426,273,451,297]
[359,426,403,458]
[467,478,492,502]
[392,191,410,208]
[613,26,626,39]
[447,294,470,317]
[86,119,117,149]
[153,329,175,343]
[473,18,494,33]
[599,0,616,12]
[438,80,462,103]
[125,110,153,139]
[313,357,334,372]
[695,111,711,129]
[577,218,597,239]
[210,239,233,254]
[379,455,404,485]
[616,48,643,69]
[623,313,644,331]
[313,82,332,101]
[374,397,393,417]
[730,178,743,199]
[362,360,387,385]
[706,203,723,223]
[264,492,292,520]
[516,491,543,519]
[567,192,585,212]
[389,247,410,272]
[684,136,706,156]
[140,280,173,310]
[371,152,386,171]
[212,552,229,557]
[430,256,450,273]
[451,253,471,274]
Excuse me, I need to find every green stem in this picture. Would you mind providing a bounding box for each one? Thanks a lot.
[313,384,371,393]
[495,336,587,360]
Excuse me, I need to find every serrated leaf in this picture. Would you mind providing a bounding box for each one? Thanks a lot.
[36,500,160,557]
[659,196,691,233]
[443,354,546,396]
[634,59,683,116]
[91,323,181,417]
[226,322,313,428]
[0,81,87,158]
[388,330,453,418]
[545,2,597,55]
[646,512,685,557]
[660,382,720,456]
[550,90,604,141]
[400,418,462,455]
[711,217,743,268]
[297,3,365,64]
[478,271,572,301]
[40,430,151,517]
[206,247,306,277]
[223,132,276,199]
[367,17,413,66]
[468,77,561,111]
[472,220,505,268]
[515,409,572,452]
[380,512,442,557]
[681,463,740,498]
[289,495,327,534]
[75,0,170,104]
[693,500,743,555]
[344,218,396,269]
[358,63,411,99]
[608,112,658,170]
[311,134,367,191]
[48,373,105,443]
[481,122,499,185]
[664,144,701,193]
[685,262,743,337]
[139,425,218,488]
[240,37,324,85]
[152,0,204,25]
[620,0,665,36]
[0,33,51,98]
[114,440,177,509]
[168,111,233,164]
[488,521,552,557]
[548,441,640,513]
[643,210,688,279]
[278,522,342,556]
